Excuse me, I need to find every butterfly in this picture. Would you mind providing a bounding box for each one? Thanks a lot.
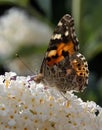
[34,14,89,94]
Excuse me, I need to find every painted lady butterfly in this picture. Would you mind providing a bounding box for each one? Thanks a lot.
[34,14,89,93]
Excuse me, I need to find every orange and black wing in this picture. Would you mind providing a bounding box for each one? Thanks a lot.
[41,14,79,70]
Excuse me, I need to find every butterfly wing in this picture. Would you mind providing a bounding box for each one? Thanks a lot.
[34,14,89,93]
[40,14,79,71]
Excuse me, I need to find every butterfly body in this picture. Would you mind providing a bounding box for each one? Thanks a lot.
[34,14,89,93]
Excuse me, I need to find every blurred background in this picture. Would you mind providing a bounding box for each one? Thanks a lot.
[0,0,102,106]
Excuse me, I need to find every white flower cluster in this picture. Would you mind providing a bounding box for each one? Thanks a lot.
[0,8,52,57]
[0,72,101,130]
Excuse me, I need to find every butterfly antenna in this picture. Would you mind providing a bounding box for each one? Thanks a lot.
[16,53,34,74]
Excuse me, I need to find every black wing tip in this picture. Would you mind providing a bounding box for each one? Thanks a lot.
[63,14,72,17]
[62,14,73,21]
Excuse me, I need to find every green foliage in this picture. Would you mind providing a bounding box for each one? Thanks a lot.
[0,0,29,7]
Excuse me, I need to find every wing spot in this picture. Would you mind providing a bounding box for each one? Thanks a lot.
[52,34,61,40]
[77,76,83,82]
[65,31,69,36]
[58,21,62,26]
[47,50,57,57]
[82,67,85,70]
[46,57,51,62]
[78,67,81,70]
[79,73,83,76]
[62,50,68,57]
[77,63,81,67]
[52,54,58,59]
[77,53,82,57]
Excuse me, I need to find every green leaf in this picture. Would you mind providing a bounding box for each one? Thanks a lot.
[0,0,29,7]
[84,28,102,60]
